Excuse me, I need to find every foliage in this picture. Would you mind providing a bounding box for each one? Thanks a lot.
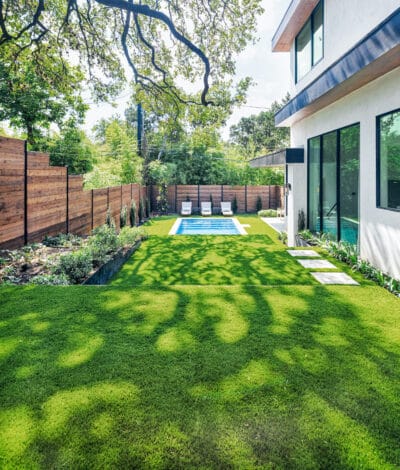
[148,161,176,213]
[30,274,69,286]
[118,226,148,247]
[232,196,238,214]
[42,233,82,248]
[45,120,96,175]
[54,250,93,284]
[139,197,146,221]
[278,231,288,245]
[130,200,137,227]
[87,225,119,267]
[258,209,278,217]
[120,206,128,229]
[256,196,262,212]
[106,209,116,230]
[229,96,291,159]
[298,210,306,232]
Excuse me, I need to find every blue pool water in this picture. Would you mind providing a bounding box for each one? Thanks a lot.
[173,218,243,235]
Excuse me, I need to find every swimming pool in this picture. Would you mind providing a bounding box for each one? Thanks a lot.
[169,218,247,235]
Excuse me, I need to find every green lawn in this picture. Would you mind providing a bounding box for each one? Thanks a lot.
[1,216,399,469]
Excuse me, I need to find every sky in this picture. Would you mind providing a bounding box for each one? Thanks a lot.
[83,0,292,141]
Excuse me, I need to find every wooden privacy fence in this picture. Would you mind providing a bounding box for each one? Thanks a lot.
[0,137,147,249]
[151,184,284,214]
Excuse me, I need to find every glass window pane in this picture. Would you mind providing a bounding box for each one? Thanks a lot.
[322,132,337,239]
[313,3,324,64]
[379,111,400,210]
[296,20,311,81]
[340,125,360,244]
[308,137,321,232]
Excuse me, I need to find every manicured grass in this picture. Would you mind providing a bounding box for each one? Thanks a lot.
[0,216,399,468]
[111,216,365,286]
[0,284,400,468]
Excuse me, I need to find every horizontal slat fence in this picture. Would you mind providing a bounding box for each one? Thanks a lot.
[0,137,147,249]
[151,184,284,214]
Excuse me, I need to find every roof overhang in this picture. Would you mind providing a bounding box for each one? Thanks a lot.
[249,148,304,168]
[275,7,400,127]
[272,0,319,52]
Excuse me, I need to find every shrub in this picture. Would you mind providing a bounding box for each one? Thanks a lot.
[298,209,306,231]
[55,250,93,284]
[130,200,137,227]
[258,209,277,217]
[31,274,69,285]
[88,224,119,266]
[120,205,127,229]
[106,208,116,229]
[278,231,288,245]
[118,226,148,247]
[139,197,146,221]
[256,195,262,212]
[43,233,81,248]
[232,196,238,214]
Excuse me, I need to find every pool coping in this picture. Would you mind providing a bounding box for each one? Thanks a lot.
[169,217,248,235]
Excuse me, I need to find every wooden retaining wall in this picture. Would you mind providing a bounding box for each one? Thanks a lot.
[151,184,284,214]
[0,137,147,249]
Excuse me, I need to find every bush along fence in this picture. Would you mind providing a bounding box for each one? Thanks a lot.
[150,184,284,214]
[0,137,148,249]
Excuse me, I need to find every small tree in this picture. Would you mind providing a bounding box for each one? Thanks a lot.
[232,196,238,214]
[256,195,262,212]
[120,205,127,229]
[106,208,116,229]
[148,161,176,214]
[130,200,137,227]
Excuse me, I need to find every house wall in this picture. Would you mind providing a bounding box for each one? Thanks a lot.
[290,0,399,94]
[290,67,400,279]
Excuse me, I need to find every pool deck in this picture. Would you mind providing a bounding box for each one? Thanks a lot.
[261,217,286,233]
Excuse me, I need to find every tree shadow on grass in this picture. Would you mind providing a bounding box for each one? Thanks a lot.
[0,284,399,468]
[110,235,317,286]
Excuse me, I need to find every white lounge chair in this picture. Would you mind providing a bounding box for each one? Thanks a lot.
[201,201,212,216]
[181,201,192,216]
[221,201,233,216]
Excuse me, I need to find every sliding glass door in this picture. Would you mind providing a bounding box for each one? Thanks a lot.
[307,124,359,245]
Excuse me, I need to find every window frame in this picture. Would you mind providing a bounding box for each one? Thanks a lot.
[376,107,400,212]
[295,0,324,83]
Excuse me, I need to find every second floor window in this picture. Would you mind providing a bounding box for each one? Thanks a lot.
[295,1,324,82]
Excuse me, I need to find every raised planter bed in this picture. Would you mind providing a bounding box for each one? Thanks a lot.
[83,240,141,285]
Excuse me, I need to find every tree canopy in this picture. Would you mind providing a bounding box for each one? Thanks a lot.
[0,0,263,108]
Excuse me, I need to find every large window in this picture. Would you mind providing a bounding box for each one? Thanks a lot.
[295,1,324,82]
[377,109,400,211]
[308,124,360,245]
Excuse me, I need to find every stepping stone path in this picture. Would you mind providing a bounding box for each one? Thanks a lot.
[287,249,359,285]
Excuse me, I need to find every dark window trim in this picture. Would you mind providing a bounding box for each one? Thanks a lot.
[295,0,324,83]
[376,107,400,211]
[307,122,360,242]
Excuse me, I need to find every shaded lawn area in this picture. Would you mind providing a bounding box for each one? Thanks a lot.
[0,284,400,468]
[111,216,365,286]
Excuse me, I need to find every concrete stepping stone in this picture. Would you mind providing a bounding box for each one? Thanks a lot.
[287,250,320,258]
[297,259,337,269]
[311,272,359,285]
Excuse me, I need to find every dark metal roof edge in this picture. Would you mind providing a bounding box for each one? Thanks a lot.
[275,7,400,125]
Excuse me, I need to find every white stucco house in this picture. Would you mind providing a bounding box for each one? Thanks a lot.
[251,0,400,280]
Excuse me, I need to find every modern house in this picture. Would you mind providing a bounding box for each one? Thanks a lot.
[252,0,400,279]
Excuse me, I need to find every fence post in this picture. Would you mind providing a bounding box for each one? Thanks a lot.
[107,187,110,208]
[198,185,200,210]
[221,185,223,202]
[23,141,28,245]
[245,185,248,213]
[65,166,69,234]
[175,184,177,213]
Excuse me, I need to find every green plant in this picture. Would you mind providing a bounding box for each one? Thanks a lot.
[258,209,277,217]
[43,233,81,248]
[298,229,313,241]
[54,250,93,284]
[298,209,306,231]
[31,274,70,285]
[120,205,127,229]
[88,224,119,266]
[278,231,288,245]
[209,194,213,209]
[106,208,116,229]
[232,196,238,214]
[256,195,262,212]
[130,200,137,227]
[118,226,148,247]
[139,197,146,221]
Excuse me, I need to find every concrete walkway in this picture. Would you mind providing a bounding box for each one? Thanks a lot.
[261,217,286,234]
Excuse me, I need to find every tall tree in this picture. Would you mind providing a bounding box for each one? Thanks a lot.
[0,1,263,109]
[229,95,291,159]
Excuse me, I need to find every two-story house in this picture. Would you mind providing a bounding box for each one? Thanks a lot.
[256,0,400,279]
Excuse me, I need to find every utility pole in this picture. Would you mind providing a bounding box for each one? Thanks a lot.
[137,103,143,157]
